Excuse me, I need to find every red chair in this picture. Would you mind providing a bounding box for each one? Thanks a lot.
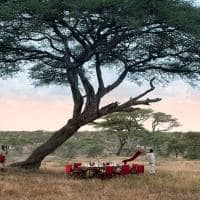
[0,155,5,163]
[121,164,131,175]
[65,164,73,175]
[131,163,138,174]
[137,165,144,174]
[100,166,114,178]
[74,163,82,168]
[140,165,144,173]
[105,166,114,176]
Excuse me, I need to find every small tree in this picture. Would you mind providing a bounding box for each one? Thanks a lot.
[152,112,180,132]
[148,112,180,154]
[0,0,200,169]
[87,145,104,158]
[167,134,186,158]
[184,132,200,159]
[95,109,153,155]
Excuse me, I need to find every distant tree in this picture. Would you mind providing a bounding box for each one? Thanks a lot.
[152,112,180,132]
[95,109,153,155]
[147,112,180,154]
[0,0,200,169]
[184,132,200,159]
[61,142,77,160]
[167,134,186,158]
[87,145,104,158]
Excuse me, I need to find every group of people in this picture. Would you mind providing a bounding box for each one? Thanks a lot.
[88,161,118,168]
[87,147,156,175]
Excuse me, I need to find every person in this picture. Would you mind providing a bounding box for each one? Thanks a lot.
[0,145,7,172]
[146,148,156,175]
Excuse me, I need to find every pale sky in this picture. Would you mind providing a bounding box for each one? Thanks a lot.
[0,72,200,132]
[0,0,200,132]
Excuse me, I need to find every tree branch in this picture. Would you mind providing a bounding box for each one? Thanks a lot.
[58,19,91,51]
[67,70,84,118]
[138,65,200,75]
[96,53,105,97]
[78,68,96,112]
[132,77,156,101]
[0,45,63,62]
[101,69,128,97]
[98,78,161,117]
[49,21,84,117]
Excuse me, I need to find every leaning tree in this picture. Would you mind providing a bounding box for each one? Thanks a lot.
[0,0,200,169]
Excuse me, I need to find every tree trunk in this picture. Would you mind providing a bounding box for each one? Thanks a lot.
[116,142,126,156]
[10,119,81,169]
[174,148,178,158]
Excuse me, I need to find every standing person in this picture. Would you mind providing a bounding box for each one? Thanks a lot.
[0,145,7,172]
[146,148,156,175]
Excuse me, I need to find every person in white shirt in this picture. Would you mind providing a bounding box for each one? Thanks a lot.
[146,148,156,174]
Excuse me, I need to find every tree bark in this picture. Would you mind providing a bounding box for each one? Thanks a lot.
[116,145,123,156]
[10,119,82,169]
[116,142,126,156]
[174,148,178,158]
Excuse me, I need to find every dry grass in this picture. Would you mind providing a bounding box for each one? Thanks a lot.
[0,160,199,200]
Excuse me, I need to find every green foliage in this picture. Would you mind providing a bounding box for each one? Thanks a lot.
[86,145,104,157]
[0,129,199,160]
[165,132,186,156]
[94,109,153,155]
[154,0,200,36]
[30,63,69,86]
[0,0,200,84]
[183,132,200,159]
[56,142,77,159]
[95,109,181,156]
[152,112,180,132]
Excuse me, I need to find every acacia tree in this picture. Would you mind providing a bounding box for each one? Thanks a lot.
[152,112,180,132]
[95,109,153,155]
[0,0,200,169]
[167,133,186,158]
[184,132,200,159]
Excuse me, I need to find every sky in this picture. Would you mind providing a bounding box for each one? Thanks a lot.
[1,71,200,132]
[0,0,200,132]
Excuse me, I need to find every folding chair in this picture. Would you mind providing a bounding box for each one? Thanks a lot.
[131,163,138,174]
[74,163,82,168]
[137,165,144,174]
[120,164,131,175]
[101,166,114,178]
[65,164,73,176]
[105,166,114,177]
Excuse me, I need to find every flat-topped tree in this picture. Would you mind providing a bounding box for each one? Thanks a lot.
[94,109,153,156]
[0,0,200,169]
[152,112,180,132]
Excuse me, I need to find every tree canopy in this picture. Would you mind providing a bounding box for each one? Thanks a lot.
[1,1,200,82]
[152,112,180,132]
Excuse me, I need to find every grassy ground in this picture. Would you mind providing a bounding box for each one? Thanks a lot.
[0,159,199,200]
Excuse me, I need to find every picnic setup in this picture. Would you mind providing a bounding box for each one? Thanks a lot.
[65,150,145,179]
